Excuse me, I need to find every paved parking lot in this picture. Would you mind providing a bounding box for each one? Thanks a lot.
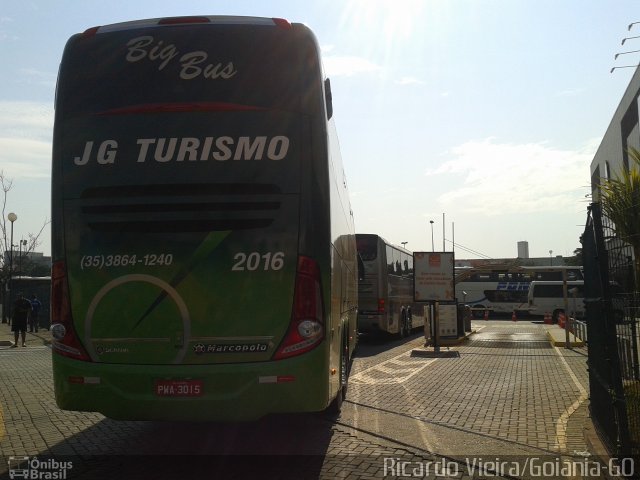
[0,320,619,479]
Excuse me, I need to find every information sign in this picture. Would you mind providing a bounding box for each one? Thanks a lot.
[438,303,458,338]
[414,252,455,301]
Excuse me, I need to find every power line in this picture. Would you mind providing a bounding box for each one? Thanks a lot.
[444,238,493,259]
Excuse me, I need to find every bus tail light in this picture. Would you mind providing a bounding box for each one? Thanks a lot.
[272,18,292,29]
[378,299,385,313]
[158,16,211,25]
[273,256,324,360]
[51,261,91,361]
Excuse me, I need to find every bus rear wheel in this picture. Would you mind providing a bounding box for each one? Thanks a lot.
[397,313,408,339]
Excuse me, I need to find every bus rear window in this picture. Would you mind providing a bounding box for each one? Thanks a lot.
[58,24,320,115]
[356,235,377,261]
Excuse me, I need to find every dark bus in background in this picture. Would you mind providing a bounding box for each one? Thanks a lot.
[356,234,425,337]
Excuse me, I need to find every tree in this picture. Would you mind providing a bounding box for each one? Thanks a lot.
[599,147,640,288]
[564,247,583,266]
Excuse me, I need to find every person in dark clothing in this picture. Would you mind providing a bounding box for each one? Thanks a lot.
[11,292,32,347]
[29,294,42,333]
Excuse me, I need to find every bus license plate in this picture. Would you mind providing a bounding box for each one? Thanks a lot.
[155,379,204,397]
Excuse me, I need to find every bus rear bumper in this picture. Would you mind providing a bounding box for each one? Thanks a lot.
[52,352,330,421]
[357,313,383,333]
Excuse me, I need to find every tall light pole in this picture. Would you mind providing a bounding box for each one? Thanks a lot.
[18,239,27,275]
[401,241,408,249]
[429,220,434,252]
[549,249,553,266]
[7,212,17,323]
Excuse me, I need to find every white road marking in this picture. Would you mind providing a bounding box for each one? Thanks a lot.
[351,348,439,385]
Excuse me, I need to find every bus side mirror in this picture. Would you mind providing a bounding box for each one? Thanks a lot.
[324,78,333,120]
[357,254,365,281]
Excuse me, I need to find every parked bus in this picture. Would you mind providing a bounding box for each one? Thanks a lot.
[356,234,425,337]
[455,265,583,317]
[527,281,585,322]
[51,16,358,421]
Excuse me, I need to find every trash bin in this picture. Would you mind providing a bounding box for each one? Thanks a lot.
[463,305,472,332]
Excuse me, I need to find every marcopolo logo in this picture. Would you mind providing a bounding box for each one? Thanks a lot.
[8,456,73,479]
[193,342,270,354]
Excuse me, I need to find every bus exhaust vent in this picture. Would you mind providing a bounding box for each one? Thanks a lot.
[79,183,282,233]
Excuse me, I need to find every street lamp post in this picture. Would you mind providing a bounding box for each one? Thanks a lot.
[6,212,17,324]
[549,250,553,266]
[401,242,408,249]
[611,65,640,73]
[429,221,435,252]
[622,35,640,45]
[18,239,27,275]
[615,49,640,60]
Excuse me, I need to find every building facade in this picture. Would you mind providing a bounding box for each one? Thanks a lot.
[590,66,640,197]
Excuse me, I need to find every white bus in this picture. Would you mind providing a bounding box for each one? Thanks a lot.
[527,281,585,321]
[356,234,425,337]
[455,265,583,317]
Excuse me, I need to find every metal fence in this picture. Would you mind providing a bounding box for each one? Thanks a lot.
[583,203,639,463]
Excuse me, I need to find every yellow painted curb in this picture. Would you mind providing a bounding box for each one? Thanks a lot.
[547,330,585,348]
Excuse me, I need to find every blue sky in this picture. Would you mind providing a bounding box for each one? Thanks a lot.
[1,0,638,259]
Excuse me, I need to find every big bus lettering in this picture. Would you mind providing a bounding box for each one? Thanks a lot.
[74,140,118,165]
[178,52,237,80]
[126,36,179,71]
[125,36,237,80]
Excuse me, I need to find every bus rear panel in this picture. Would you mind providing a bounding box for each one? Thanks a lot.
[51,16,356,421]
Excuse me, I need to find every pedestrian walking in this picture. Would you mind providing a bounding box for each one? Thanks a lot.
[11,292,32,348]
[29,294,42,333]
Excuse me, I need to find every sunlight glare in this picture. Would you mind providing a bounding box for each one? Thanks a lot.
[340,0,425,44]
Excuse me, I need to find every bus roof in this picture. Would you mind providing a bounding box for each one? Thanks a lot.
[82,16,293,36]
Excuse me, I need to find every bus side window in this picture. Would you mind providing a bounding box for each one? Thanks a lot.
[386,246,394,275]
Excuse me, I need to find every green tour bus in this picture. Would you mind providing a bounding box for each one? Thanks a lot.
[51,16,358,421]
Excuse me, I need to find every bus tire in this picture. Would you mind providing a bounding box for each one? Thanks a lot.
[397,312,407,339]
